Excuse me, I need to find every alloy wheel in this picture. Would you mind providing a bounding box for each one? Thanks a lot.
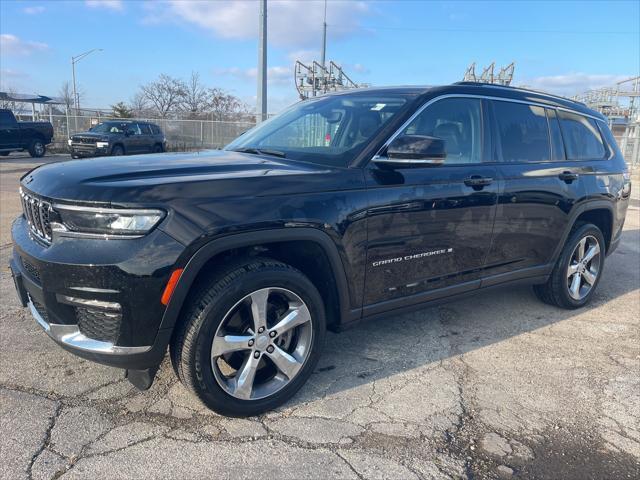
[211,287,313,400]
[566,235,601,300]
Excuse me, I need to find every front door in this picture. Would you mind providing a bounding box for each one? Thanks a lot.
[363,97,499,313]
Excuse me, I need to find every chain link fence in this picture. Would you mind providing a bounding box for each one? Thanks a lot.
[47,115,255,152]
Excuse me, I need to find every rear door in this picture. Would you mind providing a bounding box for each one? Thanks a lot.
[363,97,500,312]
[125,123,145,153]
[139,123,155,152]
[482,100,588,285]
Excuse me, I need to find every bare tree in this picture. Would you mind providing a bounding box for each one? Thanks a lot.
[129,92,150,117]
[140,74,186,118]
[58,81,76,111]
[207,88,246,121]
[182,71,208,117]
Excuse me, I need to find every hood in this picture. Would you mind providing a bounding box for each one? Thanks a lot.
[20,150,352,204]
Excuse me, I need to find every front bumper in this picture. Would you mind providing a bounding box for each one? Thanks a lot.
[10,215,184,370]
[70,143,109,157]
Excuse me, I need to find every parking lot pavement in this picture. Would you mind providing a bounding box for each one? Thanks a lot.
[1,157,638,480]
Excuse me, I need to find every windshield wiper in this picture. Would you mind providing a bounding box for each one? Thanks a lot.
[231,147,286,158]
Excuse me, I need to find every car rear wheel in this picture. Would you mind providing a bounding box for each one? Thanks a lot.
[170,258,326,417]
[534,223,605,309]
[28,139,45,158]
[153,144,163,153]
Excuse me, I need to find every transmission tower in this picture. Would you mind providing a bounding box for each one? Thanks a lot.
[294,60,361,99]
[463,62,515,86]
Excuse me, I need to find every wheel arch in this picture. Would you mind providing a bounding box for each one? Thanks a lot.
[159,228,354,334]
[552,201,615,262]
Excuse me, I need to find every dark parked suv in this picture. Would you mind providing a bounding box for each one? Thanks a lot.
[69,120,166,158]
[10,83,631,416]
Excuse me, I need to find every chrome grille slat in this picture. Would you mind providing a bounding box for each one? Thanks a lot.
[20,189,52,244]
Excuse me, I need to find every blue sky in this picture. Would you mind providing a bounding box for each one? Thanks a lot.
[1,0,638,113]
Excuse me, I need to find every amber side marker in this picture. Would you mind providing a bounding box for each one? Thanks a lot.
[161,268,184,306]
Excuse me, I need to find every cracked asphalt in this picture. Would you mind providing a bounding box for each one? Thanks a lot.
[1,155,639,479]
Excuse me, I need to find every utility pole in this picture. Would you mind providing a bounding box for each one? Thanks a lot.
[320,0,327,69]
[257,0,267,123]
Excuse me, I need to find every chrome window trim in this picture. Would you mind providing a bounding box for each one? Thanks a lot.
[372,93,607,163]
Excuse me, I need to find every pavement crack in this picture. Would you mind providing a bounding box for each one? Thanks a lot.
[27,401,62,480]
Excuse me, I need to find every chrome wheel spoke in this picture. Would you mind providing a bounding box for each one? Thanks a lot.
[267,345,302,380]
[567,262,580,278]
[271,304,311,336]
[233,354,260,400]
[569,273,582,298]
[212,334,253,357]
[582,268,597,285]
[576,238,587,261]
[249,289,270,333]
[582,243,600,263]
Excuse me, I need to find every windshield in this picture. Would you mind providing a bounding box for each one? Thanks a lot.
[225,94,411,167]
[90,122,128,133]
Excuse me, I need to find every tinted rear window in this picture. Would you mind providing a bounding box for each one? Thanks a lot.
[139,124,152,135]
[150,124,161,135]
[557,111,606,160]
[493,101,550,163]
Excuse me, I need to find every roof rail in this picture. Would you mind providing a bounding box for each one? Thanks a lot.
[452,81,587,106]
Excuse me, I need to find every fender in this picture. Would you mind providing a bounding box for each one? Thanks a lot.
[158,227,355,333]
[550,199,615,264]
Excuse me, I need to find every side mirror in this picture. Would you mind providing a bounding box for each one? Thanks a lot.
[374,135,446,168]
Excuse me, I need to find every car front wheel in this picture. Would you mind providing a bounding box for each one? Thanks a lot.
[29,139,46,158]
[170,258,326,417]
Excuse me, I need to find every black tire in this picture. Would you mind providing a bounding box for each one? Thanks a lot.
[534,223,606,309]
[153,144,163,153]
[111,145,125,156]
[170,258,326,417]
[28,139,46,158]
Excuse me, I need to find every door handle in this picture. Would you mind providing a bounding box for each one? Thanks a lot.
[464,176,493,190]
[558,171,578,183]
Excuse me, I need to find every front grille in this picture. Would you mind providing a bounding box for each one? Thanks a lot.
[74,137,96,145]
[20,189,52,244]
[76,307,122,344]
[21,258,41,283]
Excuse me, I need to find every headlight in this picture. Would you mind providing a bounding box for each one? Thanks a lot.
[51,205,165,237]
[96,141,109,148]
[68,138,73,146]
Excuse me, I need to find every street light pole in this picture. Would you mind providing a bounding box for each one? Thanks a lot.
[70,48,102,132]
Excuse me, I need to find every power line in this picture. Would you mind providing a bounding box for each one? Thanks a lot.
[328,23,639,35]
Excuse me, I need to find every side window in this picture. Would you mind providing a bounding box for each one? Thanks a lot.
[402,98,482,164]
[546,109,566,161]
[139,124,152,135]
[150,125,161,135]
[493,101,550,162]
[0,110,16,127]
[128,123,142,135]
[557,111,606,160]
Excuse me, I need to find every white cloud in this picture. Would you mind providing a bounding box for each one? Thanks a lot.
[85,0,123,11]
[23,6,45,15]
[0,34,49,56]
[146,0,370,48]
[216,65,292,86]
[520,73,630,97]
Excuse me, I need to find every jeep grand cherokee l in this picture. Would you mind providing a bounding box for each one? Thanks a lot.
[69,120,165,158]
[10,83,631,416]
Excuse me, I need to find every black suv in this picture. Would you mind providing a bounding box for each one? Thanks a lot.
[10,84,631,416]
[69,120,166,158]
